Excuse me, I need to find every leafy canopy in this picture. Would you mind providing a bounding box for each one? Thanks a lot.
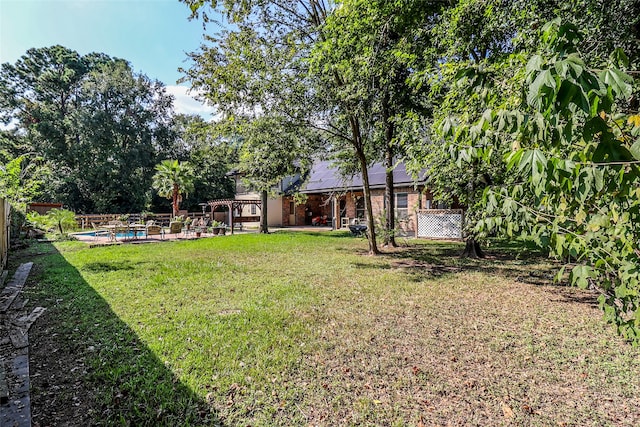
[442,19,640,343]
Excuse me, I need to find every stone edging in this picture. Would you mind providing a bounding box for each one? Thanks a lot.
[1,263,44,427]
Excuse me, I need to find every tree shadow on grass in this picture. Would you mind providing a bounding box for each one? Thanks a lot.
[354,239,592,293]
[297,230,354,239]
[547,287,600,308]
[9,242,221,426]
[83,260,136,272]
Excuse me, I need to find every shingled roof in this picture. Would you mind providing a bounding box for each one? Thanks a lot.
[301,160,425,193]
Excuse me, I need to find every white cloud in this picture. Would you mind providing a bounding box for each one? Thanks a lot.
[165,85,218,119]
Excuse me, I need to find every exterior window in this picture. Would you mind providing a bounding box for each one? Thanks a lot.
[250,204,257,215]
[396,193,408,220]
[355,197,365,220]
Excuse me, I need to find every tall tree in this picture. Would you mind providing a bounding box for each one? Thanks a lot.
[182,0,386,254]
[0,46,176,213]
[409,0,640,257]
[74,60,175,212]
[0,154,42,205]
[232,116,313,233]
[173,115,236,211]
[152,159,195,217]
[315,0,435,246]
[443,19,640,342]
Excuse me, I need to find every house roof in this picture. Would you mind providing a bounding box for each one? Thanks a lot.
[301,160,425,194]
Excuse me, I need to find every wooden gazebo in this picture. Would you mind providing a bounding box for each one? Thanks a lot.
[207,199,262,234]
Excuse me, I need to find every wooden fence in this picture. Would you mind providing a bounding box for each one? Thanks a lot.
[1,199,9,270]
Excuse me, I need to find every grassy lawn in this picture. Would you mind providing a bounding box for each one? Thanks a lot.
[10,232,640,426]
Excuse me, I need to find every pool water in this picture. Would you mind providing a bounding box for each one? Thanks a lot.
[75,231,146,239]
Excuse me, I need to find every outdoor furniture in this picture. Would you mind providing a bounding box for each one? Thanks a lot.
[114,223,130,241]
[145,221,163,238]
[128,223,147,240]
[349,224,368,237]
[169,221,183,234]
[341,217,350,228]
[102,221,131,241]
[193,218,208,237]
[91,222,111,241]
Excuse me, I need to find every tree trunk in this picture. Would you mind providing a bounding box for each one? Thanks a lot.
[347,113,380,255]
[382,95,397,248]
[384,149,397,248]
[384,151,397,247]
[259,189,269,234]
[461,237,484,258]
[172,184,179,218]
[355,147,380,255]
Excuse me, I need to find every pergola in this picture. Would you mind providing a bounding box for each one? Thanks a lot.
[207,199,262,234]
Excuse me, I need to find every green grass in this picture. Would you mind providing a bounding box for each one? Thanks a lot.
[10,232,640,426]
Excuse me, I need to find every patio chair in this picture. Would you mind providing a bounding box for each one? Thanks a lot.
[193,218,209,236]
[145,220,164,239]
[91,222,111,241]
[194,218,208,229]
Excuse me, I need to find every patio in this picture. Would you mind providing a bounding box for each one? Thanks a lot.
[73,227,223,245]
[73,224,335,246]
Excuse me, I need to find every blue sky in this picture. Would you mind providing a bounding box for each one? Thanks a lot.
[0,0,218,117]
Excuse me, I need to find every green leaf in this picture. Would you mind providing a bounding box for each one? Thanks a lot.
[565,53,584,77]
[555,80,579,111]
[583,116,609,144]
[571,265,594,289]
[531,149,547,183]
[505,149,524,170]
[629,139,640,161]
[594,168,604,192]
[599,68,633,99]
[527,69,556,107]
[442,117,453,136]
[610,48,629,68]
[555,233,565,256]
[526,54,543,74]
[554,59,569,78]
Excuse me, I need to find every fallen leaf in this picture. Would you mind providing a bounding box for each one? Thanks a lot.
[502,402,514,419]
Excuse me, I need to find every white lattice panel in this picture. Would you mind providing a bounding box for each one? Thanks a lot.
[416,209,463,239]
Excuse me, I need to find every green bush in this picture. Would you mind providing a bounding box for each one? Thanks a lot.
[26,209,78,238]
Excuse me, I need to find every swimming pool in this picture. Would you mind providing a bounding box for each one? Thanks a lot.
[74,230,146,239]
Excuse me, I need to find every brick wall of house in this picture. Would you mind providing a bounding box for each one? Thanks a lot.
[283,187,437,229]
[367,187,428,232]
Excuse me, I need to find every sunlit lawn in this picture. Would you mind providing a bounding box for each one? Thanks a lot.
[13,232,640,426]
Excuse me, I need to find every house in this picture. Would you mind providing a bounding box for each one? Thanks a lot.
[214,170,303,228]
[283,160,434,232]
[215,160,443,232]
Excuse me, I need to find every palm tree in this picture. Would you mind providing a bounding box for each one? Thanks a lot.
[152,160,194,217]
